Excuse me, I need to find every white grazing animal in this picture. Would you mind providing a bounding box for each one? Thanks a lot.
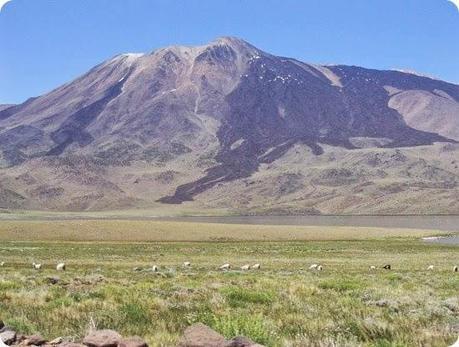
[0,335,9,347]
[56,263,66,271]
[369,266,376,270]
[32,262,42,270]
[152,265,159,272]
[317,265,323,271]
[241,264,250,271]
[220,263,231,270]
[448,336,459,347]
[183,262,191,267]
[454,266,458,272]
[0,261,4,267]
[427,265,434,270]
[309,264,319,270]
[251,263,261,270]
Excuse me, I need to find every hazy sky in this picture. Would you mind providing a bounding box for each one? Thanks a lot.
[0,0,458,104]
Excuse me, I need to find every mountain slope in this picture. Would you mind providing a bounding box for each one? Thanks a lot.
[0,37,458,213]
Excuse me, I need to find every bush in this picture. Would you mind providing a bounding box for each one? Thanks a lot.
[212,314,277,346]
[222,287,274,308]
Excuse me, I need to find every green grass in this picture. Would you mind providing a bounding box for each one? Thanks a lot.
[0,236,458,347]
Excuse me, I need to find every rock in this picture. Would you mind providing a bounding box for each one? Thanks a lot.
[118,337,148,347]
[57,343,86,347]
[83,330,122,347]
[224,336,265,347]
[0,330,17,345]
[178,323,226,347]
[0,321,4,331]
[374,299,389,307]
[57,343,87,347]
[25,335,47,345]
[49,337,63,345]
[15,334,26,344]
[74,275,105,285]
[443,297,459,312]
[45,276,60,285]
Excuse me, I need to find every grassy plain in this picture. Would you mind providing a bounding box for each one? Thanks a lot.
[0,221,458,347]
[0,219,449,242]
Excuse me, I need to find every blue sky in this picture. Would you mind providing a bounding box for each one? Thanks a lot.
[0,0,458,104]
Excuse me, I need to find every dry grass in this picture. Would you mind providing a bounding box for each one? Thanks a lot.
[0,220,448,242]
[0,238,458,347]
[0,220,457,346]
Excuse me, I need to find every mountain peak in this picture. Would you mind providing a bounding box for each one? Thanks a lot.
[208,36,261,55]
[0,39,458,212]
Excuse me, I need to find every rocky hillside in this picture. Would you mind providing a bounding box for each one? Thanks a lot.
[0,37,458,214]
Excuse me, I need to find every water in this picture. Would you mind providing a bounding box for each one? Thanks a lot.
[160,215,459,245]
[161,215,459,232]
[421,236,459,245]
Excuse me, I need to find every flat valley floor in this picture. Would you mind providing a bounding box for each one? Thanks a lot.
[0,220,458,347]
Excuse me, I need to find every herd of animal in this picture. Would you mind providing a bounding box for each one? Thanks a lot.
[0,261,66,271]
[1,261,457,273]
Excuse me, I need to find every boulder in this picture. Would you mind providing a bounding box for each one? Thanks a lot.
[118,337,148,347]
[178,323,226,347]
[24,334,46,345]
[45,276,60,285]
[0,330,17,345]
[82,330,122,347]
[48,337,63,345]
[57,343,86,347]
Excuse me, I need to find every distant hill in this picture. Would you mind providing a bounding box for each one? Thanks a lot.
[0,37,458,214]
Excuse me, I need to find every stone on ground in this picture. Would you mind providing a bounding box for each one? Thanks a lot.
[178,323,226,347]
[82,330,122,347]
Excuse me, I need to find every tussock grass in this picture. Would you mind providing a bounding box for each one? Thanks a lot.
[0,229,458,346]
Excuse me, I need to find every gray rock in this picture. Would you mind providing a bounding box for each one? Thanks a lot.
[83,330,122,347]
[48,337,63,345]
[57,343,87,347]
[25,334,47,345]
[374,299,389,307]
[178,323,226,347]
[0,330,17,345]
[118,336,148,347]
[443,297,459,312]
[45,276,60,285]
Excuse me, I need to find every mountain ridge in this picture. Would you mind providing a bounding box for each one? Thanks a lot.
[0,37,458,214]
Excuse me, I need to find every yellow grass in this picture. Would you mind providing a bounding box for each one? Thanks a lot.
[0,219,447,242]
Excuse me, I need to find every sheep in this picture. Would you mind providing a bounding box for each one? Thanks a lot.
[32,262,42,270]
[369,266,376,271]
[152,265,159,272]
[251,263,261,270]
[241,264,250,271]
[383,264,391,270]
[427,265,434,271]
[0,261,4,267]
[317,265,323,271]
[454,266,458,272]
[309,264,319,270]
[56,263,66,271]
[219,263,231,271]
[183,262,191,267]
